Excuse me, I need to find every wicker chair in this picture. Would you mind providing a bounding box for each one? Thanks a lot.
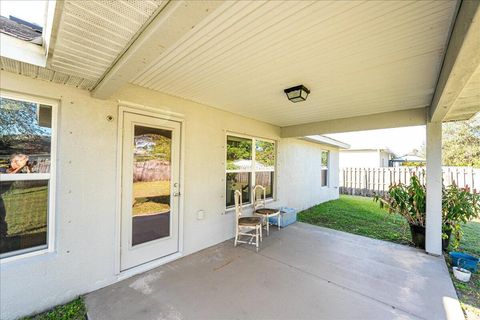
[253,185,281,236]
[234,190,262,252]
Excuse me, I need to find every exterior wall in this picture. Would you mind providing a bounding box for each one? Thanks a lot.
[277,139,339,212]
[0,72,340,320]
[339,150,392,168]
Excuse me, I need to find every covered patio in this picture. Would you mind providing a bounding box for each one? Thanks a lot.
[1,1,480,319]
[85,223,463,320]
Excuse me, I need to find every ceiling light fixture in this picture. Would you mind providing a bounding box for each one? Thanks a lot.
[284,85,310,103]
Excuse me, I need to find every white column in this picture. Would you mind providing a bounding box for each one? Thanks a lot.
[426,121,442,255]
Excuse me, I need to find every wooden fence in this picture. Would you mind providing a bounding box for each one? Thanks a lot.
[340,166,480,197]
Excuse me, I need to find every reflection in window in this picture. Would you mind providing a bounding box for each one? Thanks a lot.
[0,98,52,174]
[226,136,252,170]
[226,172,251,207]
[255,172,274,198]
[225,135,275,207]
[321,151,329,187]
[131,126,172,246]
[0,96,54,259]
[255,140,275,170]
[0,180,48,255]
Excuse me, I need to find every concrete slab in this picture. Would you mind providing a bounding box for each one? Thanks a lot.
[86,223,464,320]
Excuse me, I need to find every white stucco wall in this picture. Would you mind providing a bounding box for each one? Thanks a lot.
[277,138,339,211]
[0,72,339,320]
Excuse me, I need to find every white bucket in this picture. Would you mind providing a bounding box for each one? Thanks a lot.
[453,267,472,282]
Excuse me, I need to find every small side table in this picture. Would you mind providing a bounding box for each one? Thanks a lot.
[254,208,281,236]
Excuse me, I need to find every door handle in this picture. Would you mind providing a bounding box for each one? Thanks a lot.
[173,192,181,197]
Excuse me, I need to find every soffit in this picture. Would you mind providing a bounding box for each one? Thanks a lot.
[132,1,458,126]
[0,56,96,90]
[50,0,167,81]
[445,65,480,121]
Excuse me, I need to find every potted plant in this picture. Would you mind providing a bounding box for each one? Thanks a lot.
[374,175,479,250]
[442,183,479,249]
[374,175,427,248]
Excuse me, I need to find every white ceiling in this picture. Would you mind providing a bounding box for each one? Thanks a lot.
[132,1,458,126]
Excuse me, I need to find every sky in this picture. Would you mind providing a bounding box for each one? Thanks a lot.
[326,125,426,156]
[0,0,47,26]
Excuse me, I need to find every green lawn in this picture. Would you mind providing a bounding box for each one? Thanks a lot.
[22,297,86,320]
[298,195,479,320]
[298,194,412,245]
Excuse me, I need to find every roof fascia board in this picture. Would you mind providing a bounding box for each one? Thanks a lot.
[42,0,57,59]
[0,33,46,67]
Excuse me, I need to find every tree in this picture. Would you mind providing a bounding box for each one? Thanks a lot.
[442,116,480,167]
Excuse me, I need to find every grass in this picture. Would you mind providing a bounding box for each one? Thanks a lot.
[22,297,86,320]
[298,195,479,320]
[448,220,480,320]
[298,195,412,245]
[457,220,480,257]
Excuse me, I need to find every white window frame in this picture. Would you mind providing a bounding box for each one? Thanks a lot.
[0,91,58,263]
[225,133,276,209]
[321,150,329,188]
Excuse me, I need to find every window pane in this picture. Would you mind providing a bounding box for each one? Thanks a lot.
[226,172,251,207]
[132,126,172,246]
[0,180,48,257]
[226,136,252,170]
[321,151,329,169]
[321,170,328,187]
[0,97,52,174]
[255,172,274,198]
[255,140,275,170]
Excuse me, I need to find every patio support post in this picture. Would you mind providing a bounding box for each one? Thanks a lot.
[425,121,442,255]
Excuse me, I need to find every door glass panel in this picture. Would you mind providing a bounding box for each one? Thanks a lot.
[132,125,171,246]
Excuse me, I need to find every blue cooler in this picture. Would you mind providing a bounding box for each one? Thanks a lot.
[449,252,479,273]
[269,207,297,228]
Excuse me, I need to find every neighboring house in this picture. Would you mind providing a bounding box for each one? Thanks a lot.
[339,148,394,168]
[0,1,479,320]
[390,154,427,167]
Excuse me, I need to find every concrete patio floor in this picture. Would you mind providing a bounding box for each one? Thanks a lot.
[86,223,464,320]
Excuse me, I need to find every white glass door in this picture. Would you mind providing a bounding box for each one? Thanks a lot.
[120,112,180,271]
